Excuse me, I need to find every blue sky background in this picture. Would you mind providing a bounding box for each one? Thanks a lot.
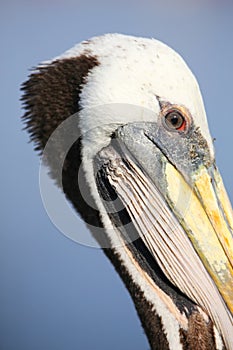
[1,1,233,349]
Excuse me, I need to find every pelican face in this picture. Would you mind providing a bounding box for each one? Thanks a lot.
[22,34,233,350]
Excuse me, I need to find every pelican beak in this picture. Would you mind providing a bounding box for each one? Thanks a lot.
[95,120,233,346]
[164,161,233,315]
[113,121,233,316]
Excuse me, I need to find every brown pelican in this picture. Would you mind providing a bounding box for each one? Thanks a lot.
[21,34,233,350]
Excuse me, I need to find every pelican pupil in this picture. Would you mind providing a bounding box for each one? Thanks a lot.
[165,111,184,130]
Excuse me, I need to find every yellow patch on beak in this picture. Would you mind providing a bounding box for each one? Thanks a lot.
[165,162,233,314]
[195,167,233,267]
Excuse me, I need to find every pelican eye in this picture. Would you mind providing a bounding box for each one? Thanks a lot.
[164,110,186,131]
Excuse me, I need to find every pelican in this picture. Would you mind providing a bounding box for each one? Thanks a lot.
[21,34,233,350]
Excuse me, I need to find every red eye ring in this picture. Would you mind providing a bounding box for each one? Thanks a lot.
[163,108,187,132]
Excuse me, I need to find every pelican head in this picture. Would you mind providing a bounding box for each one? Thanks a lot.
[21,34,233,350]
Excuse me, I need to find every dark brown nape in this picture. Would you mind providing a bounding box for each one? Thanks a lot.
[21,55,102,229]
[21,55,99,152]
[21,55,222,350]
